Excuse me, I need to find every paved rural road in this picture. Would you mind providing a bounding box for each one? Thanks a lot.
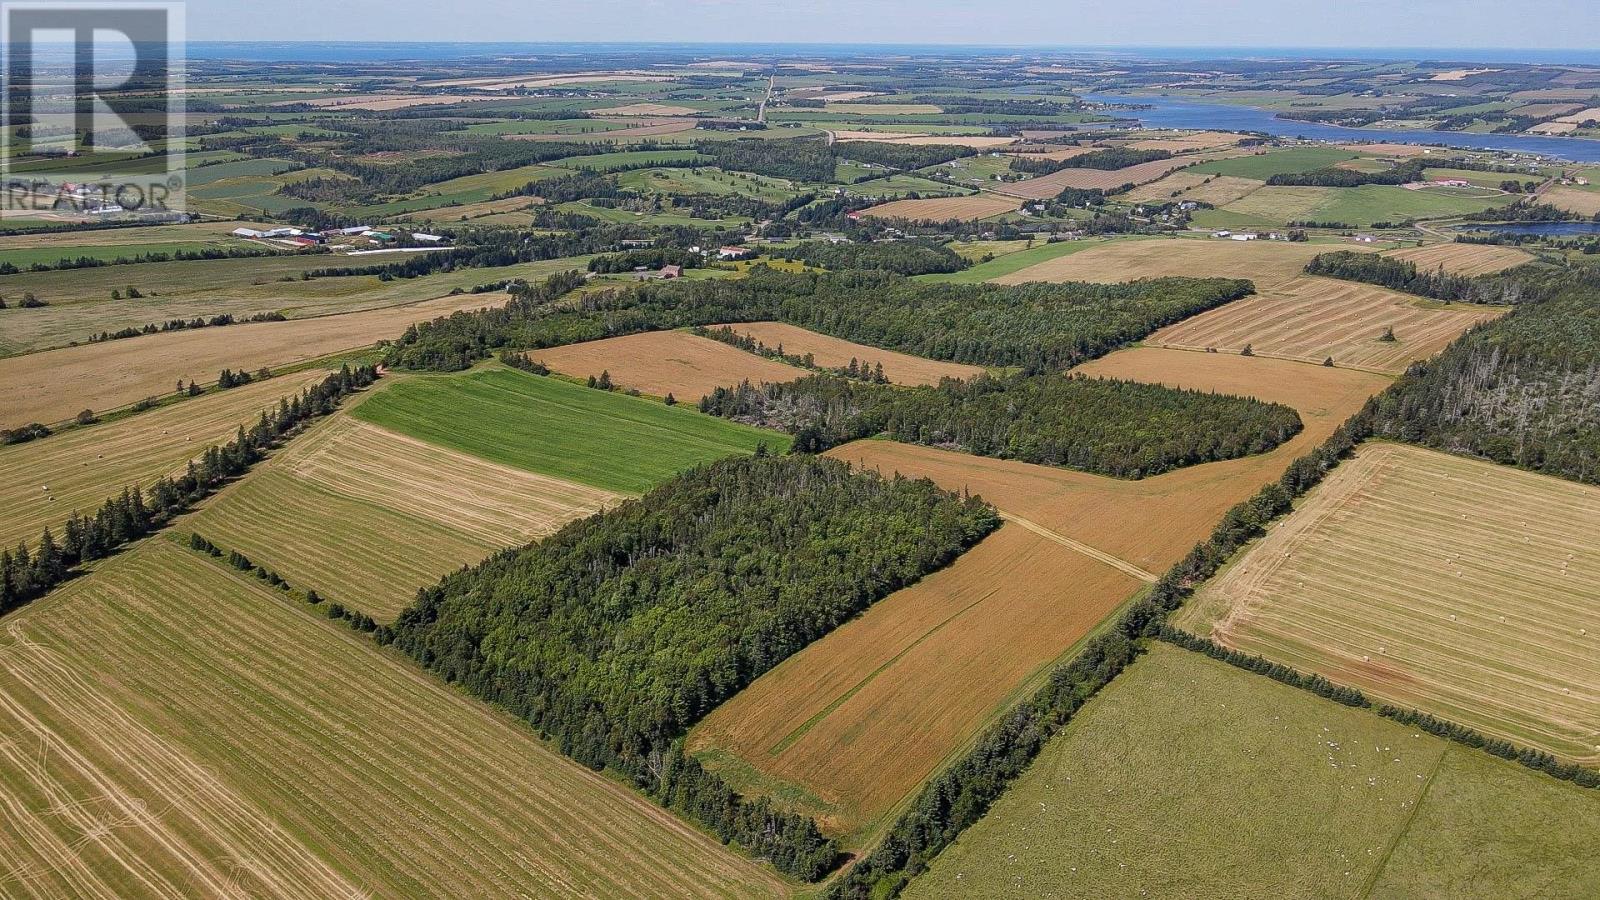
[1001,513,1159,583]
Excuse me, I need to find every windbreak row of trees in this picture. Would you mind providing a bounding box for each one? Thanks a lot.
[0,366,378,616]
[1010,147,1171,176]
[390,454,1000,879]
[383,268,1255,374]
[701,372,1303,479]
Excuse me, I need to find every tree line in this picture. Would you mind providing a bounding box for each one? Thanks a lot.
[383,268,1255,375]
[701,372,1303,479]
[1010,147,1171,176]
[1267,158,1426,187]
[0,366,378,616]
[389,454,1000,879]
[1303,249,1551,304]
[770,238,969,275]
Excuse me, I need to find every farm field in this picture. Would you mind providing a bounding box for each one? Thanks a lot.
[833,349,1391,576]
[719,322,986,386]
[917,237,1105,284]
[0,253,591,356]
[0,220,274,251]
[190,413,620,620]
[858,194,1018,221]
[0,292,513,426]
[1178,442,1600,763]
[1188,146,1361,179]
[530,330,805,400]
[0,371,330,549]
[1150,276,1506,374]
[1543,186,1600,217]
[997,153,1241,199]
[689,523,1144,845]
[350,365,789,494]
[1124,172,1262,206]
[1382,241,1535,275]
[990,236,1337,289]
[0,539,787,898]
[907,645,1600,899]
[1128,130,1244,152]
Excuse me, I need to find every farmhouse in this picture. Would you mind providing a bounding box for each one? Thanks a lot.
[659,264,683,279]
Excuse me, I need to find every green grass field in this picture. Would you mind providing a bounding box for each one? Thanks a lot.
[1188,147,1361,179]
[1,238,266,270]
[350,366,791,494]
[616,166,801,200]
[907,644,1600,899]
[550,149,712,171]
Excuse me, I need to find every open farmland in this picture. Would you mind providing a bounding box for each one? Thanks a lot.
[1150,276,1506,374]
[0,292,513,426]
[190,413,620,620]
[1125,172,1262,206]
[1382,242,1535,276]
[351,365,789,495]
[1179,442,1600,763]
[1128,131,1244,152]
[530,330,805,399]
[996,154,1241,199]
[0,253,591,357]
[858,194,1017,221]
[719,322,986,386]
[990,236,1336,289]
[832,350,1390,575]
[0,539,786,898]
[0,371,329,549]
[907,645,1600,899]
[1543,186,1600,217]
[689,523,1144,845]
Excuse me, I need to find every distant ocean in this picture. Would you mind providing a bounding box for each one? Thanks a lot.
[184,42,1600,67]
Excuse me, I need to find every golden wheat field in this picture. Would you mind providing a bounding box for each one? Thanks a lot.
[1382,242,1534,276]
[1542,187,1600,218]
[835,349,1392,576]
[858,194,1019,221]
[0,540,785,898]
[689,523,1143,845]
[996,150,1250,199]
[719,322,985,386]
[1179,442,1600,764]
[0,371,331,549]
[530,330,805,400]
[190,411,619,620]
[990,236,1337,289]
[1150,276,1506,374]
[0,292,512,426]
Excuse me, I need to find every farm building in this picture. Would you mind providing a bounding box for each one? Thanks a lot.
[232,227,265,238]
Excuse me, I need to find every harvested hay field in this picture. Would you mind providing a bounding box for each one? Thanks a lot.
[835,133,1018,148]
[1003,145,1097,162]
[508,120,696,142]
[531,330,804,400]
[191,414,619,620]
[1128,131,1244,152]
[689,523,1143,844]
[1150,276,1505,374]
[0,292,512,427]
[907,644,1600,900]
[1124,173,1262,206]
[0,539,786,898]
[1543,186,1600,218]
[990,236,1335,289]
[718,322,985,386]
[997,151,1249,200]
[832,350,1390,576]
[588,102,698,116]
[858,194,1018,221]
[1340,142,1433,157]
[1179,442,1600,764]
[0,371,329,549]
[1382,242,1535,276]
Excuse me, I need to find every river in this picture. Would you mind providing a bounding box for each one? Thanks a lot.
[1082,93,1600,163]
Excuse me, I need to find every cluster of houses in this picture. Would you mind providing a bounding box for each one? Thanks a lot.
[1210,229,1290,242]
[231,225,447,251]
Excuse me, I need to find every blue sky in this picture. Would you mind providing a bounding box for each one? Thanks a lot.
[186,0,1593,50]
